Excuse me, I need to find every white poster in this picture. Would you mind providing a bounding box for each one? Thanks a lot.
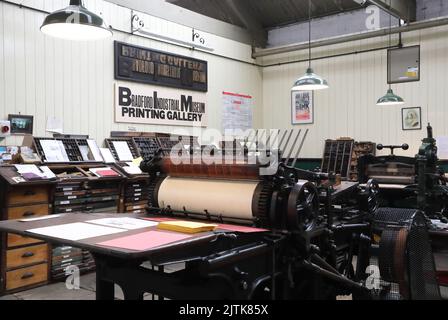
[115,82,207,127]
[436,136,448,160]
[222,91,253,134]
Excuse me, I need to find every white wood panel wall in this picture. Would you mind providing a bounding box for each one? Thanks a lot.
[0,0,263,147]
[260,25,448,158]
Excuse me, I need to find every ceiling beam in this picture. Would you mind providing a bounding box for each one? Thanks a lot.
[223,0,267,47]
[368,0,416,22]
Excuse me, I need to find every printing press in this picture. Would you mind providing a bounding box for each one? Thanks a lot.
[358,124,448,221]
[133,130,441,300]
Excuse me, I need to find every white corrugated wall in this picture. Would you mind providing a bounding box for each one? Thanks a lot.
[260,25,448,158]
[0,0,263,146]
[2,1,448,159]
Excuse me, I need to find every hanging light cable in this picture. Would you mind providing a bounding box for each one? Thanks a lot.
[377,0,404,106]
[291,0,329,91]
[41,0,113,41]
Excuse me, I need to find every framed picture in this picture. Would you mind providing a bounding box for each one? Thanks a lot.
[401,107,422,130]
[291,91,313,125]
[8,114,34,135]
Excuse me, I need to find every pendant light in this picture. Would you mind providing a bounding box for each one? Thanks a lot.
[376,0,404,106]
[291,0,329,91]
[41,0,113,41]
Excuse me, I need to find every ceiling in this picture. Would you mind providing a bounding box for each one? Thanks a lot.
[166,0,363,30]
[165,0,415,47]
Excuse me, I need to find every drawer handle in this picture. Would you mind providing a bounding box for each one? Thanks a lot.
[22,212,35,217]
[21,272,34,280]
[22,252,35,258]
[24,190,36,196]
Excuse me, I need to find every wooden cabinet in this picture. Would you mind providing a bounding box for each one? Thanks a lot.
[0,166,54,295]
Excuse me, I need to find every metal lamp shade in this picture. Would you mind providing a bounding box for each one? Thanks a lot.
[40,0,112,41]
[376,88,405,106]
[291,68,329,91]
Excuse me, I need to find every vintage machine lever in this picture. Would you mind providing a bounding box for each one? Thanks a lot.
[376,143,409,155]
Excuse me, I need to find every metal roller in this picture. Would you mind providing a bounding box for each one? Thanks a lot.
[152,176,273,223]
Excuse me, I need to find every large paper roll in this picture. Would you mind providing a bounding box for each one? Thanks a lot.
[157,177,260,220]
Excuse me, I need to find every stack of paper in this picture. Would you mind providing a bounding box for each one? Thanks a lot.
[15,164,46,180]
[89,167,120,178]
[157,221,218,234]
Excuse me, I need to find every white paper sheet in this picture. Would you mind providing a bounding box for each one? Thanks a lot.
[124,162,143,175]
[27,222,126,241]
[40,140,69,162]
[113,141,134,161]
[86,218,158,230]
[46,116,63,134]
[436,136,448,160]
[87,140,103,161]
[57,141,70,161]
[100,148,116,163]
[79,145,90,161]
[40,166,56,179]
[20,214,64,222]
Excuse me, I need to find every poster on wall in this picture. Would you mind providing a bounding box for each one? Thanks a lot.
[115,82,207,127]
[436,136,448,160]
[291,91,313,125]
[222,92,253,135]
[115,41,208,92]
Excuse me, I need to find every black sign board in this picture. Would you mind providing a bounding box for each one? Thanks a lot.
[114,41,208,92]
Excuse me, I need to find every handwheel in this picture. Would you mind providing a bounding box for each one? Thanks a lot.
[362,179,380,214]
[287,181,319,231]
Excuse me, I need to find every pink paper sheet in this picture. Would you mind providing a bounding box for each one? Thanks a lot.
[217,224,269,233]
[97,230,192,251]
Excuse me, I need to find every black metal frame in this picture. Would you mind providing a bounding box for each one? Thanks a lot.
[387,45,421,84]
[401,107,422,131]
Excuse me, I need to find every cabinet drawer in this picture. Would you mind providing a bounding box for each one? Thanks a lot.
[6,263,48,291]
[7,187,49,206]
[7,233,44,248]
[7,204,49,220]
[6,244,48,270]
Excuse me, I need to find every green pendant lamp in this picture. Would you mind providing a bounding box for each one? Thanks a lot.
[376,0,404,106]
[292,0,329,91]
[41,0,113,41]
[377,88,404,106]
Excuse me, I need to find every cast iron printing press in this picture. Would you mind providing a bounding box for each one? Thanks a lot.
[358,124,448,221]
[136,129,441,300]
